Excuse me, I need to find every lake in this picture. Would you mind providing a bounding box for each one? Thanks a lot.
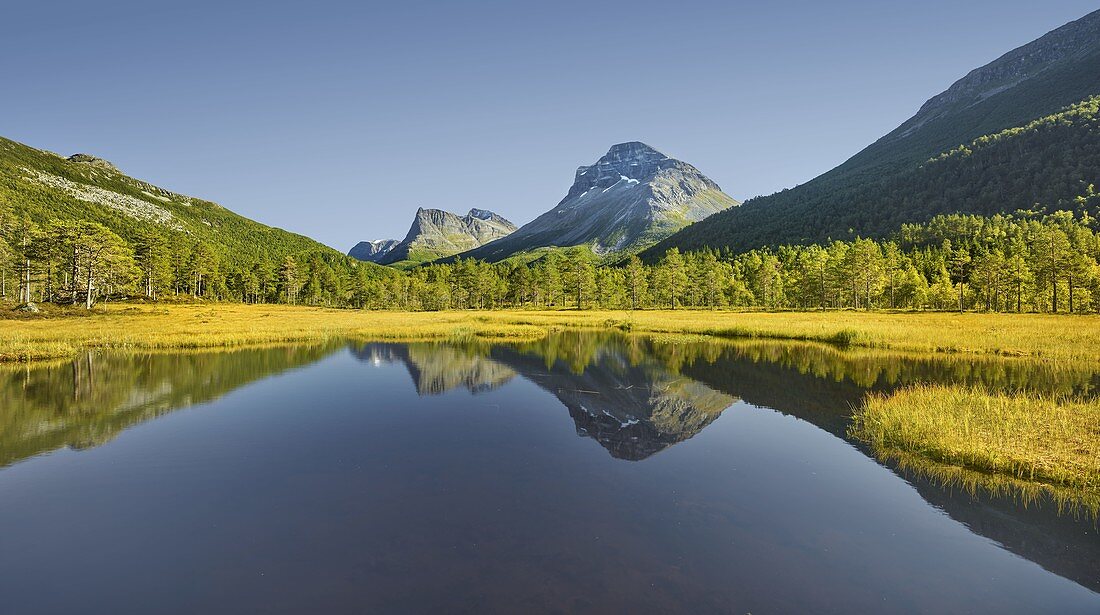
[0,332,1097,613]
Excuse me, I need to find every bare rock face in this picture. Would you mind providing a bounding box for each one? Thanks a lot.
[459,142,739,262]
[66,153,119,172]
[348,239,400,263]
[376,207,517,265]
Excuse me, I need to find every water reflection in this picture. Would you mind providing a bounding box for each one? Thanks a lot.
[353,331,1100,460]
[355,337,735,460]
[0,343,341,469]
[349,332,1100,592]
[1,332,1096,595]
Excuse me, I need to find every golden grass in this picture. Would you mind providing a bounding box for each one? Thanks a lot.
[0,304,547,362]
[851,384,1100,513]
[516,309,1100,362]
[2,304,1100,363]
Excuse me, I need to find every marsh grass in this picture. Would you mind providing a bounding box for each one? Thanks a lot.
[474,310,1100,362]
[851,384,1100,515]
[0,304,547,363]
[3,304,1100,364]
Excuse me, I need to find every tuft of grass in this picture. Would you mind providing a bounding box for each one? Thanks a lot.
[829,328,860,346]
[851,384,1100,513]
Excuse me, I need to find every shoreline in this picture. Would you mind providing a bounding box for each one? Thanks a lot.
[2,302,1098,364]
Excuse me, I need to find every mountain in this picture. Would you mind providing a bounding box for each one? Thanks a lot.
[348,238,400,263]
[646,9,1100,256]
[457,142,739,262]
[375,207,517,266]
[0,136,344,266]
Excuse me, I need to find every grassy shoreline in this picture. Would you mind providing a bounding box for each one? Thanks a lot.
[2,303,1100,363]
[851,385,1100,517]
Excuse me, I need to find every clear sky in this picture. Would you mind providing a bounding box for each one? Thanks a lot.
[3,1,1097,250]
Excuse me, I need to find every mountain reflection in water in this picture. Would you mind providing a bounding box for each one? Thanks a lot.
[354,338,735,460]
[1,332,1097,595]
[348,332,1100,593]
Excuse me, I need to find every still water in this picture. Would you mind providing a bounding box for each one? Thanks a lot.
[0,333,1097,613]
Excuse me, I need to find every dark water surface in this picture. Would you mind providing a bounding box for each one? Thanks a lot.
[0,334,1097,613]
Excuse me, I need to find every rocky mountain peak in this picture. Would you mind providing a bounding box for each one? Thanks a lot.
[604,141,667,164]
[573,142,667,187]
[566,141,718,200]
[367,207,517,266]
[458,142,738,261]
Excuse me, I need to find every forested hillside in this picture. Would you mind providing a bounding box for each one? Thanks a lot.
[0,136,391,306]
[647,9,1100,255]
[4,132,1097,313]
[648,95,1100,254]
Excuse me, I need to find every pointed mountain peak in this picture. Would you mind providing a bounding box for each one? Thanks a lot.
[458,143,738,261]
[570,141,714,196]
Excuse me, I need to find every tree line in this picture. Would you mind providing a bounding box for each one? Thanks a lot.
[2,209,1098,313]
[0,212,374,308]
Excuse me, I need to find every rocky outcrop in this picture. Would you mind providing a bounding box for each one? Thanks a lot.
[349,239,400,263]
[377,207,517,265]
[66,153,120,172]
[459,142,739,261]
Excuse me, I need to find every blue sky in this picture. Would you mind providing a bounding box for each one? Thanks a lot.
[3,0,1097,250]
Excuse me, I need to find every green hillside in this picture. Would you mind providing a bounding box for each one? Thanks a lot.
[0,136,393,306]
[646,9,1100,256]
[0,136,335,263]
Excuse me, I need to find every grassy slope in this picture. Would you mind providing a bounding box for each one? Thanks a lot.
[2,304,1100,363]
[0,136,347,266]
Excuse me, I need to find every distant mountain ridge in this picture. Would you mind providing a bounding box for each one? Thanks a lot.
[896,9,1100,141]
[457,142,739,262]
[647,8,1100,256]
[371,207,517,266]
[348,239,400,263]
